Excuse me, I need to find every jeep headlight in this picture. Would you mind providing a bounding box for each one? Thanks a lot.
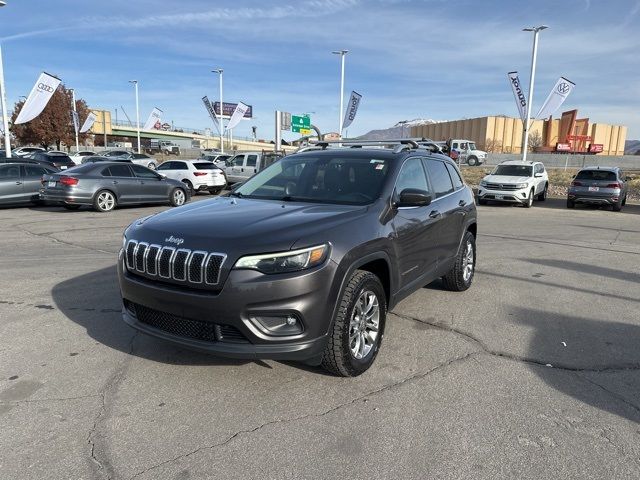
[516,183,529,188]
[234,244,329,274]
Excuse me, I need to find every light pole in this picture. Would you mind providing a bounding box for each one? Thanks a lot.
[70,88,79,152]
[0,0,12,157]
[521,25,548,162]
[212,69,224,153]
[128,80,141,153]
[332,50,348,137]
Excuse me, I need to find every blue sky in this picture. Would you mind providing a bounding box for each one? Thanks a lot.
[1,0,639,140]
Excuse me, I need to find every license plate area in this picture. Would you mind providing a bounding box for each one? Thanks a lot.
[588,186,599,192]
[495,194,504,200]
[48,181,56,187]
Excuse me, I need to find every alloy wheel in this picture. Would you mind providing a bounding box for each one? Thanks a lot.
[349,290,380,360]
[98,192,115,211]
[462,241,474,282]
[173,189,185,206]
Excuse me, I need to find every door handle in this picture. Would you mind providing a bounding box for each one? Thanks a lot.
[429,210,441,219]
[15,181,23,185]
[241,168,244,172]
[112,181,118,185]
[459,199,466,206]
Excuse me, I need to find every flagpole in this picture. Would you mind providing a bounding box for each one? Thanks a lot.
[0,43,12,157]
[332,50,348,138]
[212,69,224,153]
[521,25,548,161]
[70,88,79,152]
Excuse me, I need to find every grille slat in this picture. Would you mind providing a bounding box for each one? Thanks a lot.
[485,183,520,191]
[125,240,225,290]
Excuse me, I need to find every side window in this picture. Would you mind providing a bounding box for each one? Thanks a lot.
[232,155,244,167]
[0,164,21,178]
[108,164,134,177]
[444,163,464,190]
[157,162,173,171]
[460,142,468,150]
[246,155,258,167]
[395,158,430,196]
[131,164,160,179]
[425,160,454,198]
[101,168,111,177]
[24,165,46,177]
[177,162,189,170]
[452,142,459,150]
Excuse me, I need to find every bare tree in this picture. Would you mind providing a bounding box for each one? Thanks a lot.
[528,130,543,151]
[484,138,503,153]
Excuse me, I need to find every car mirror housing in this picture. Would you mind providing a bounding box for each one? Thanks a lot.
[534,173,543,178]
[397,189,432,208]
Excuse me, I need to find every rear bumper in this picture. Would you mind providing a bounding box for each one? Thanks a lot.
[195,178,226,189]
[39,188,94,205]
[568,189,621,205]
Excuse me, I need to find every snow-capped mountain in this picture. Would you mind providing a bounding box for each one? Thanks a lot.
[356,119,440,140]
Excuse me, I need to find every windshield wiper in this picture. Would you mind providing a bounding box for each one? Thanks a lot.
[228,191,243,198]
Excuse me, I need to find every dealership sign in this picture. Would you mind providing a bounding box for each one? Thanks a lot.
[15,72,61,125]
[507,71,527,122]
[556,143,571,152]
[214,102,253,119]
[588,143,604,153]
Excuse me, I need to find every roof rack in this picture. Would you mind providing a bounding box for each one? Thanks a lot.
[311,139,420,152]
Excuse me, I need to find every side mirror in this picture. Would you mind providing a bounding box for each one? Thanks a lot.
[397,188,432,207]
[158,173,166,179]
[534,173,543,178]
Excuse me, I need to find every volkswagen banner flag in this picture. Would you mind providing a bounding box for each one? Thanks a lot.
[15,72,61,125]
[535,77,575,120]
[143,107,163,130]
[507,72,527,122]
[202,96,220,133]
[342,91,362,129]
[225,102,250,131]
[79,112,97,133]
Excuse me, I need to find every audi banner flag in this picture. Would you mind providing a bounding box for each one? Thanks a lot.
[535,77,575,120]
[15,72,61,125]
[225,101,250,131]
[507,72,527,122]
[79,112,97,133]
[202,96,220,134]
[143,107,163,130]
[342,91,362,130]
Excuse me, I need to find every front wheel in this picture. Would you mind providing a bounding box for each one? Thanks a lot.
[537,183,548,201]
[524,188,534,208]
[467,156,478,166]
[441,231,476,291]
[147,162,156,170]
[169,188,186,207]
[93,190,117,212]
[321,270,387,377]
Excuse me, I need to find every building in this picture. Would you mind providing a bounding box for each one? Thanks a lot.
[410,111,626,156]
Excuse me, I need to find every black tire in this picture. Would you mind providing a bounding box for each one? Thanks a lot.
[537,183,548,201]
[613,199,623,212]
[208,187,222,195]
[321,270,387,377]
[169,187,187,207]
[478,198,488,205]
[441,231,476,292]
[467,156,478,166]
[93,190,117,212]
[63,204,81,210]
[524,188,534,208]
[182,179,195,196]
[622,195,627,206]
[567,199,575,209]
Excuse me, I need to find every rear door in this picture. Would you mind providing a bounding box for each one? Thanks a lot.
[131,164,167,202]
[22,164,51,203]
[0,164,24,205]
[105,164,139,204]
[227,154,245,183]
[157,161,180,181]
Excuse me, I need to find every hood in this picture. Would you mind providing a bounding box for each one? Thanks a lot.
[482,175,531,184]
[127,197,368,256]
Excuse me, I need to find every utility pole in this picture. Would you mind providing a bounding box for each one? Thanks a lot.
[521,25,548,161]
[0,43,11,157]
[129,80,141,153]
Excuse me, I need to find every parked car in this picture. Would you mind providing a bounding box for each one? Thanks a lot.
[477,160,548,207]
[103,151,158,169]
[0,162,57,206]
[81,156,132,164]
[40,162,189,212]
[156,159,226,195]
[118,140,477,376]
[567,167,629,211]
[224,151,284,184]
[70,150,97,165]
[12,146,45,158]
[149,139,180,155]
[29,151,76,170]
[102,150,131,158]
[202,153,232,168]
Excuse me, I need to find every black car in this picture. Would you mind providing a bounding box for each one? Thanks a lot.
[0,162,57,206]
[118,140,477,376]
[30,151,76,170]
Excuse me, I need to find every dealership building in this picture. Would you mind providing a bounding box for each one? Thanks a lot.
[410,110,627,156]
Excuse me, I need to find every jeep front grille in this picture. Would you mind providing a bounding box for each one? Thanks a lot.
[125,240,226,289]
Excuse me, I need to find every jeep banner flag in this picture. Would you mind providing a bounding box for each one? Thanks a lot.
[15,72,61,125]
[507,71,527,122]
[79,112,97,133]
[225,101,249,131]
[143,107,163,130]
[202,96,220,133]
[535,77,575,120]
[342,91,362,129]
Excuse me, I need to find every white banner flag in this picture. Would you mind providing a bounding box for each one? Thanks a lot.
[202,96,220,134]
[507,71,527,122]
[79,112,97,133]
[143,107,163,130]
[535,77,575,120]
[71,110,79,133]
[225,101,249,131]
[15,72,61,124]
[342,91,362,130]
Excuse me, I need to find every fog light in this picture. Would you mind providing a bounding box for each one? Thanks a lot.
[250,314,303,336]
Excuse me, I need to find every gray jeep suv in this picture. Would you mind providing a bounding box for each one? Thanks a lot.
[118,140,478,376]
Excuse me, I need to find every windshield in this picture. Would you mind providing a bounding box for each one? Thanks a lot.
[492,165,533,177]
[235,155,390,205]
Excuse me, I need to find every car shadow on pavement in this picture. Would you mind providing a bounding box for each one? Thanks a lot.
[514,307,640,424]
[51,265,256,368]
[521,258,640,283]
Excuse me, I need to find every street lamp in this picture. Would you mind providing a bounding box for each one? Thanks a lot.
[331,50,348,137]
[128,80,141,153]
[521,25,548,161]
[0,0,12,157]
[212,68,224,153]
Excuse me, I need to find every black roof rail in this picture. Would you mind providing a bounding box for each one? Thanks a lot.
[309,139,420,151]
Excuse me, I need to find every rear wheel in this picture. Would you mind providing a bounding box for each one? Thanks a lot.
[442,231,476,291]
[613,199,623,212]
[321,270,386,377]
[524,188,534,208]
[537,183,548,201]
[170,188,186,207]
[93,190,117,212]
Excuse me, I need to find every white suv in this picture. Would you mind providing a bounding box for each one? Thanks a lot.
[477,161,548,208]
[157,159,227,195]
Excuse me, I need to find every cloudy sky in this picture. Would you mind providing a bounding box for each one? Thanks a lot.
[2,0,639,140]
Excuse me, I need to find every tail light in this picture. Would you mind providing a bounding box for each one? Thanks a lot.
[571,181,582,186]
[59,176,79,186]
[193,172,208,176]
[606,183,621,189]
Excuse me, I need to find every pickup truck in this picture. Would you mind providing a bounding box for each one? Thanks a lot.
[224,151,283,184]
[148,140,180,156]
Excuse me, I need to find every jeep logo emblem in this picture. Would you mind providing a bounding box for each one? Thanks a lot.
[165,235,184,246]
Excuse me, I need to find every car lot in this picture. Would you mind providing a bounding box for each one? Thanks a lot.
[1,197,639,479]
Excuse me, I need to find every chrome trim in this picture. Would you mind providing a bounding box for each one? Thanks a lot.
[187,250,208,283]
[205,252,227,286]
[135,242,149,273]
[158,246,176,279]
[125,240,138,270]
[171,248,191,281]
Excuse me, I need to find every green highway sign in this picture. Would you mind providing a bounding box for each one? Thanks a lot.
[291,114,311,133]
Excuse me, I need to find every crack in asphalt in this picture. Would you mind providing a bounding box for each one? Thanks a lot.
[126,351,478,479]
[479,233,639,256]
[14,224,115,256]
[574,373,640,420]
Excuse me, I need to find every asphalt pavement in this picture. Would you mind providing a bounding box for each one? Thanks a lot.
[1,196,639,479]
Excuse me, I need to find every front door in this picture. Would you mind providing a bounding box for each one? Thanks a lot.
[22,164,51,203]
[131,164,168,202]
[104,164,140,204]
[227,154,245,183]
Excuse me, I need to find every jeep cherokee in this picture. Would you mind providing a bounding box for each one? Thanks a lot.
[118,141,478,376]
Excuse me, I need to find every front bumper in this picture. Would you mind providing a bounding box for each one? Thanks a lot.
[477,186,529,204]
[117,251,338,362]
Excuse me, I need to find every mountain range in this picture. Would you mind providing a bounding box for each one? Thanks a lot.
[624,140,640,155]
[356,119,440,140]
